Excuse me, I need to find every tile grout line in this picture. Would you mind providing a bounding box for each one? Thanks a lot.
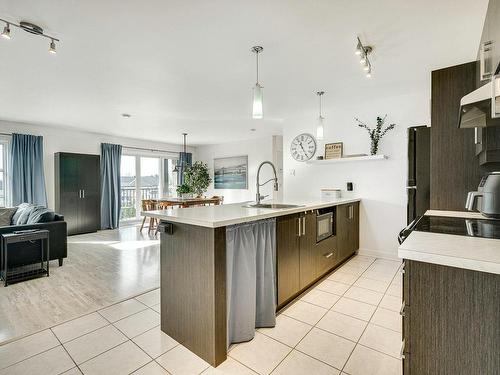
[49,327,80,375]
[339,257,404,372]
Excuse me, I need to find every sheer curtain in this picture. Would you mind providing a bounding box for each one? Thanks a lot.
[226,218,276,345]
[100,143,122,229]
[10,133,47,206]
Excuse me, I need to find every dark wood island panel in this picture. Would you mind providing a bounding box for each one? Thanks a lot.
[403,260,500,374]
[159,221,227,367]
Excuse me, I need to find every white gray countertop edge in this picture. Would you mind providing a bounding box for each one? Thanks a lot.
[143,197,361,228]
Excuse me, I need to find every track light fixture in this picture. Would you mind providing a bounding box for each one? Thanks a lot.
[355,37,373,78]
[0,18,60,54]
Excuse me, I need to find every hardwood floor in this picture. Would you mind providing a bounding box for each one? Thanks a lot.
[0,225,159,344]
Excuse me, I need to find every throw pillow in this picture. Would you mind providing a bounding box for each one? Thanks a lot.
[0,207,17,227]
[13,203,35,225]
[11,203,30,224]
[27,206,55,224]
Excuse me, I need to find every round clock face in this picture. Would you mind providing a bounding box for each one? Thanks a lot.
[290,133,317,162]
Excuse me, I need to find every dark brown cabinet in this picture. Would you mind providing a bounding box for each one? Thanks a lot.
[336,202,359,262]
[276,214,300,307]
[402,260,500,374]
[276,203,359,308]
[55,153,101,235]
[299,211,319,289]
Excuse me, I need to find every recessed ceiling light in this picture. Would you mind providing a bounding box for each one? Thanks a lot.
[121,113,131,118]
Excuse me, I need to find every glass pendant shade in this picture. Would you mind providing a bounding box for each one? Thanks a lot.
[316,116,325,140]
[252,83,263,119]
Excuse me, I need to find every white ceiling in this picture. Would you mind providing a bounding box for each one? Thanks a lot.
[0,0,488,145]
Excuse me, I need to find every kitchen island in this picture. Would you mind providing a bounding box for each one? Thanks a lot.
[398,210,500,374]
[146,197,360,366]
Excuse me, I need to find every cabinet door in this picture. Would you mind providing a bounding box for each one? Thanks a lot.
[79,155,100,233]
[336,202,359,261]
[299,211,318,289]
[58,154,81,235]
[277,214,300,307]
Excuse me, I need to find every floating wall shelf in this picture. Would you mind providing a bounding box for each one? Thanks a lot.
[306,154,388,164]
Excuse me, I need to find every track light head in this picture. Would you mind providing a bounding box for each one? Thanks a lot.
[1,23,11,39]
[49,39,56,54]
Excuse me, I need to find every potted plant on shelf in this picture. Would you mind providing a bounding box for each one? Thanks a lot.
[355,115,396,155]
[176,183,193,199]
[184,161,212,198]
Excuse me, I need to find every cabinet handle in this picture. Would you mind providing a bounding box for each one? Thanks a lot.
[82,189,85,199]
[400,301,406,316]
[78,189,82,198]
[302,217,306,235]
[297,217,301,237]
[324,252,334,259]
[400,339,406,359]
[348,205,354,220]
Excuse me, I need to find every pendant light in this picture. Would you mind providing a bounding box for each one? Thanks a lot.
[316,91,325,140]
[173,133,188,173]
[251,46,264,119]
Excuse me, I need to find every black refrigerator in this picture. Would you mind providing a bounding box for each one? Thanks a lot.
[407,126,430,224]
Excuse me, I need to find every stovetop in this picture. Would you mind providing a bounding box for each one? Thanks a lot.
[413,215,500,240]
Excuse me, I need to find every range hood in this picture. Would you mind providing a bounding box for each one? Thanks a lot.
[458,75,500,128]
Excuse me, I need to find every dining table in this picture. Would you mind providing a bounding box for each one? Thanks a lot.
[150,196,223,209]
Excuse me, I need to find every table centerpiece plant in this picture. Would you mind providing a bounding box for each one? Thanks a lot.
[184,161,212,197]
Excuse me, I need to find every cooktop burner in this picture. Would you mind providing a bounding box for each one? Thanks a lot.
[414,215,500,239]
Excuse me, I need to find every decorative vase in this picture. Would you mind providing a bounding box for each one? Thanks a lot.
[370,139,379,155]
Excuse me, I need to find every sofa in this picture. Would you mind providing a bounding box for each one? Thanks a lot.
[0,203,67,268]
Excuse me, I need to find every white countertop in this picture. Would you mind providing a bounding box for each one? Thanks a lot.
[398,210,500,275]
[143,197,361,228]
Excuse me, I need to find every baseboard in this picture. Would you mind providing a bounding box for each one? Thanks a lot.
[357,247,400,261]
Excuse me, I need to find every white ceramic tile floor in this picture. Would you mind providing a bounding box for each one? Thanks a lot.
[0,255,402,374]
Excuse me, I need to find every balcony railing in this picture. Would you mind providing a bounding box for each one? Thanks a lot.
[120,186,159,220]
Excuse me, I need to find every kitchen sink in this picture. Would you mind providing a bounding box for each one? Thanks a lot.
[243,203,305,209]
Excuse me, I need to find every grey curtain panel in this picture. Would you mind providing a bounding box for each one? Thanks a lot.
[100,143,122,229]
[226,218,276,346]
[10,133,47,207]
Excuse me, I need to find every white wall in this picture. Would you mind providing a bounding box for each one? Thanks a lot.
[195,136,283,204]
[0,120,192,209]
[283,91,430,258]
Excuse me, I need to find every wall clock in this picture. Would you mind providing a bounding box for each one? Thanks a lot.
[290,133,317,161]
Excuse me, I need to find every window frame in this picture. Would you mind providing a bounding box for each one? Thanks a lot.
[119,149,179,222]
[0,136,10,207]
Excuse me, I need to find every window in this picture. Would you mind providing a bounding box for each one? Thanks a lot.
[119,153,178,221]
[0,139,8,207]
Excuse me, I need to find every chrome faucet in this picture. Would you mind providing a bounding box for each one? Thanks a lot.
[256,161,279,204]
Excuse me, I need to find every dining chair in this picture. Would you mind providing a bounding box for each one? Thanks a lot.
[140,199,158,233]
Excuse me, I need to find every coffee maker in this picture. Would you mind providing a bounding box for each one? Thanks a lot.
[466,172,500,218]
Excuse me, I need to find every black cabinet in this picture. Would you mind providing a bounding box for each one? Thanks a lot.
[402,260,500,374]
[276,204,357,309]
[276,214,300,307]
[55,153,100,235]
[336,202,359,262]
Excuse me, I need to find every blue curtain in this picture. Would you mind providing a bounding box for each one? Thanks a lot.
[100,143,122,229]
[10,133,47,206]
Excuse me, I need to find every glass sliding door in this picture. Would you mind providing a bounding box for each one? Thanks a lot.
[140,156,160,203]
[119,153,178,223]
[120,155,137,221]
